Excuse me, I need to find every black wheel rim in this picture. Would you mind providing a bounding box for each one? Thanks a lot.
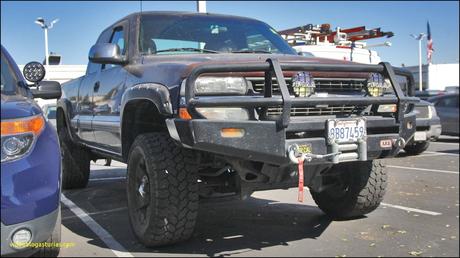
[133,156,150,226]
[323,170,352,200]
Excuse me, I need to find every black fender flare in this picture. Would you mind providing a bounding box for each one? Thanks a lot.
[120,83,173,159]
[120,83,173,121]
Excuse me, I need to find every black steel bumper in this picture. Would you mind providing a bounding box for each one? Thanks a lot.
[169,59,419,165]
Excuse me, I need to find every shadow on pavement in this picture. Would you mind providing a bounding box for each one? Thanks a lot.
[62,179,333,257]
[435,136,459,143]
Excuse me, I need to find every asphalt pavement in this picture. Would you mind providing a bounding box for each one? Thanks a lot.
[58,136,459,257]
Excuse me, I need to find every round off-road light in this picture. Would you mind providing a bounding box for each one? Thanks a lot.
[367,73,391,97]
[11,228,32,249]
[291,71,315,97]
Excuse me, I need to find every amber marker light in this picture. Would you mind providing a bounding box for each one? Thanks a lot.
[179,108,192,120]
[220,128,245,138]
[1,115,45,136]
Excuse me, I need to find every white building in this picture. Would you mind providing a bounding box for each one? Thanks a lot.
[403,63,459,91]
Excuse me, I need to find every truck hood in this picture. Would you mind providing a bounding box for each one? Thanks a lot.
[1,93,42,120]
[132,53,367,87]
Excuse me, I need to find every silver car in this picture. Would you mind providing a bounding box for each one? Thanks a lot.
[429,93,459,136]
[42,103,57,128]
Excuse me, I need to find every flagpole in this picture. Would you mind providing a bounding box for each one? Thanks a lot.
[418,38,423,91]
[411,33,426,92]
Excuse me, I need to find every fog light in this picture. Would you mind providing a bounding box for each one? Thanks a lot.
[196,108,249,120]
[377,104,397,113]
[11,228,32,249]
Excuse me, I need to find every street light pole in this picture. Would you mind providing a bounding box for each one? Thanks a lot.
[35,17,59,70]
[44,27,49,66]
[411,33,426,92]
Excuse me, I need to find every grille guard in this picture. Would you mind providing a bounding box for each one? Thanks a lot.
[184,58,419,130]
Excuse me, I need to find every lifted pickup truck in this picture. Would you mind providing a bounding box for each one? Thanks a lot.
[57,11,418,246]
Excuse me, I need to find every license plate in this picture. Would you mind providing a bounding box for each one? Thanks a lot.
[327,119,366,144]
[414,131,427,141]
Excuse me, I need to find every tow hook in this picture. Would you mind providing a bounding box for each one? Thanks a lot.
[288,144,341,164]
[394,137,406,148]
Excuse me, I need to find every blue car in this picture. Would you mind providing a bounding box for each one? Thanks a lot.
[1,45,62,257]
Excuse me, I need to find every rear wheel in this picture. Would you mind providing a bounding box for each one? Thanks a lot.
[58,127,90,189]
[127,133,199,247]
[311,160,387,219]
[404,141,430,155]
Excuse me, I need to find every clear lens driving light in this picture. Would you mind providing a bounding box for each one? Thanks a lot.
[292,72,315,97]
[12,228,32,249]
[196,108,249,120]
[377,104,397,113]
[195,77,248,95]
[367,73,391,97]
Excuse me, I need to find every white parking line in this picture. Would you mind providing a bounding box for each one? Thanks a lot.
[61,194,133,257]
[62,207,127,221]
[89,177,127,181]
[387,165,459,175]
[430,141,459,146]
[381,203,442,216]
[424,151,459,156]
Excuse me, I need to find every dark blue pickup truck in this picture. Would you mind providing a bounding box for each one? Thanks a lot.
[1,45,62,257]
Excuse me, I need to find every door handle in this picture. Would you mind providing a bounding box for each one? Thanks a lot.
[93,81,100,92]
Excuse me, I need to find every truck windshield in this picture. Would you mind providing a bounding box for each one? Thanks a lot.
[1,53,18,95]
[139,14,297,55]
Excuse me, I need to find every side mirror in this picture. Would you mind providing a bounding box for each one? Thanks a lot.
[89,43,127,65]
[31,81,62,99]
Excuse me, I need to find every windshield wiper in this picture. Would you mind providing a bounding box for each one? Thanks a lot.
[155,48,219,54]
[231,50,272,54]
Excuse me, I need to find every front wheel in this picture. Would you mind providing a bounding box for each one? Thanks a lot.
[311,160,387,219]
[127,133,199,247]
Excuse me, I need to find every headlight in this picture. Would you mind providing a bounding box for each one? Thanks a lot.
[1,115,45,162]
[367,73,391,97]
[196,108,249,120]
[291,71,316,97]
[190,77,248,95]
[428,105,436,119]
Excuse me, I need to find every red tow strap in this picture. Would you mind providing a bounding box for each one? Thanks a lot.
[298,157,304,202]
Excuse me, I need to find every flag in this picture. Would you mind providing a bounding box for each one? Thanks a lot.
[427,21,434,64]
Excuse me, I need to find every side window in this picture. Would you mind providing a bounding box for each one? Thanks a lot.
[111,27,126,54]
[103,26,126,70]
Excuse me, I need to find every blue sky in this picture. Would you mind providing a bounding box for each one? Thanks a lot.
[1,1,458,66]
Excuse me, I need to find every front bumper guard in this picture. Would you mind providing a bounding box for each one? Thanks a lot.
[171,58,419,165]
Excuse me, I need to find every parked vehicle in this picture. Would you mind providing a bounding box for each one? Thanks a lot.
[428,93,459,136]
[445,86,459,94]
[278,24,394,64]
[42,103,57,128]
[403,100,441,155]
[415,89,445,100]
[1,45,62,257]
[57,11,418,247]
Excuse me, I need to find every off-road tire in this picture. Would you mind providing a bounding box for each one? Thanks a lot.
[127,133,199,247]
[32,210,61,257]
[404,141,430,155]
[58,127,90,189]
[311,160,387,219]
